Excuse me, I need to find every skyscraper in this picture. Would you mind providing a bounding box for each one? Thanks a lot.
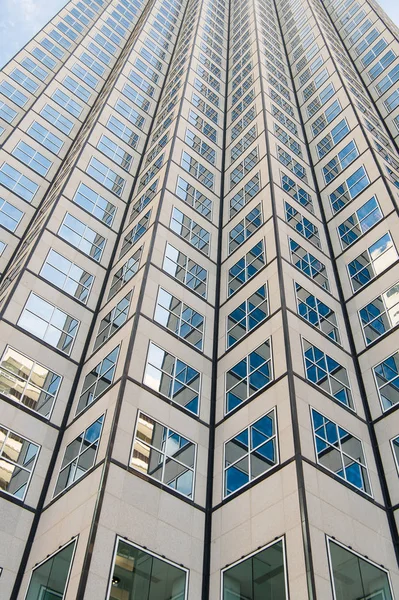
[1,0,399,597]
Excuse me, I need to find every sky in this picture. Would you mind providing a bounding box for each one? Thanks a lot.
[0,0,398,69]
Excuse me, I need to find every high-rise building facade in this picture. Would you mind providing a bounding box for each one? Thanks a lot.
[1,0,399,597]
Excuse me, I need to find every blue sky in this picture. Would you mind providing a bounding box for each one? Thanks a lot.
[0,0,68,69]
[0,0,398,69]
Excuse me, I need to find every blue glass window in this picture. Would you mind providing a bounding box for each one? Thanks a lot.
[303,340,353,407]
[311,409,371,493]
[224,409,278,496]
[227,284,268,348]
[338,196,383,248]
[226,340,273,413]
[228,241,265,296]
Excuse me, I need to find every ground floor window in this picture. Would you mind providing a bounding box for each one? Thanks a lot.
[328,538,393,600]
[108,538,187,599]
[25,539,76,599]
[222,538,287,599]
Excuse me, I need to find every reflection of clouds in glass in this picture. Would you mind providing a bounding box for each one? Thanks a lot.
[370,233,397,275]
[143,363,162,390]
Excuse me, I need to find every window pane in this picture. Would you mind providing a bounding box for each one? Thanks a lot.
[131,412,196,498]
[0,346,61,417]
[144,342,200,415]
[224,409,278,496]
[0,425,39,499]
[18,293,79,355]
[55,415,104,495]
[222,539,287,600]
[108,539,187,600]
[312,410,370,493]
[25,540,76,600]
[328,540,393,600]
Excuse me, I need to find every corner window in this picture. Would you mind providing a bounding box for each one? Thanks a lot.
[285,202,321,249]
[108,248,141,300]
[12,141,52,177]
[108,539,187,600]
[373,351,399,412]
[73,182,116,226]
[359,282,399,345]
[52,88,82,118]
[281,171,313,213]
[40,104,73,135]
[58,213,106,262]
[54,415,104,495]
[0,162,38,203]
[224,408,278,496]
[0,197,23,232]
[303,340,353,407]
[391,436,399,473]
[18,293,79,355]
[328,538,393,600]
[120,211,151,258]
[0,425,39,500]
[0,80,28,107]
[155,287,204,350]
[163,243,208,298]
[347,233,397,292]
[40,249,94,303]
[338,196,383,248]
[329,166,370,214]
[10,68,38,93]
[176,176,213,219]
[131,412,196,498]
[143,341,200,415]
[222,538,287,600]
[229,173,261,218]
[0,101,17,124]
[316,119,350,158]
[289,238,329,290]
[181,151,214,189]
[170,207,210,255]
[97,134,133,171]
[227,284,268,348]
[94,292,132,350]
[229,204,262,254]
[323,141,359,185]
[226,340,273,413]
[0,346,61,417]
[295,283,340,343]
[312,409,371,494]
[86,157,125,197]
[27,121,63,155]
[228,240,265,296]
[24,539,76,600]
[77,346,119,413]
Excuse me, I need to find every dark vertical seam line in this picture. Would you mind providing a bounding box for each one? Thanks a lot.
[0,0,157,317]
[287,0,399,567]
[7,2,173,599]
[73,1,195,596]
[254,2,317,598]
[201,2,231,599]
